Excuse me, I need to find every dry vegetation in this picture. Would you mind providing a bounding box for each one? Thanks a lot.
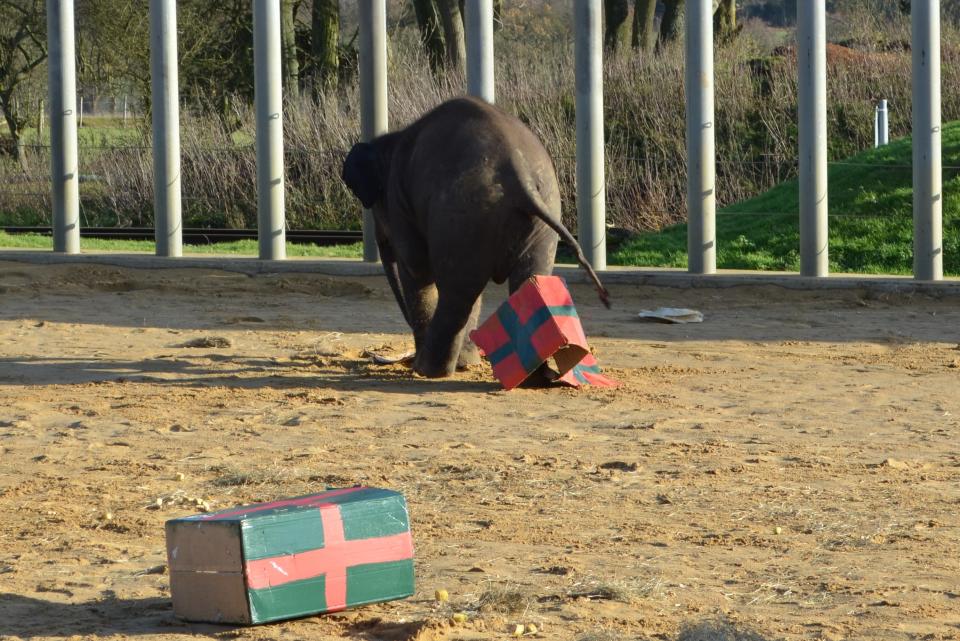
[2,5,959,235]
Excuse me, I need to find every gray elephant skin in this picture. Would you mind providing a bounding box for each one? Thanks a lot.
[342,96,609,380]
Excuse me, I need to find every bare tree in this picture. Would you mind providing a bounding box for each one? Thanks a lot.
[280,0,299,96]
[604,0,630,51]
[412,0,445,73]
[437,0,465,72]
[658,0,684,50]
[631,0,657,53]
[0,0,46,169]
[310,0,338,92]
[714,0,737,42]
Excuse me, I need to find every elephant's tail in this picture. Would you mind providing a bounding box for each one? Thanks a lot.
[527,197,611,309]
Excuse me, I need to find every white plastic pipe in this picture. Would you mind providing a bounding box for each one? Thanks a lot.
[150,0,183,257]
[912,2,942,281]
[573,0,606,270]
[797,0,829,277]
[253,0,286,260]
[685,0,716,274]
[47,0,80,254]
[465,0,495,103]
[358,0,388,263]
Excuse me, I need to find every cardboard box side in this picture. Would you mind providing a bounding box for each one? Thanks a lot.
[165,519,244,572]
[169,571,251,624]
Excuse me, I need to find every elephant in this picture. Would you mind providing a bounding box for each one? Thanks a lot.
[342,96,609,380]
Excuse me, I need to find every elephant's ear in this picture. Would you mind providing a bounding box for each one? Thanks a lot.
[341,142,383,208]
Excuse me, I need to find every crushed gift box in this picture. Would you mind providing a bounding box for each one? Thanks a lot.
[165,487,415,624]
[469,275,618,390]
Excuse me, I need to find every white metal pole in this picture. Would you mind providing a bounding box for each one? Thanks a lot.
[685,0,716,275]
[913,2,942,281]
[150,0,183,257]
[358,0,388,263]
[797,0,828,277]
[47,0,80,254]
[874,100,890,148]
[253,0,286,260]
[465,0,495,103]
[879,99,889,146]
[573,0,606,270]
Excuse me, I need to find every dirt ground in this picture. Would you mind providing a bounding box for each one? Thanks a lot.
[0,260,958,641]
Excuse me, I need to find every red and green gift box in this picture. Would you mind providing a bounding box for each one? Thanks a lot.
[469,275,618,389]
[165,487,415,624]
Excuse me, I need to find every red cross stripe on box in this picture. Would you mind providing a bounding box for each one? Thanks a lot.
[244,501,414,612]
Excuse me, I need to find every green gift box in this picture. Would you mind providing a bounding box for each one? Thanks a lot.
[165,487,415,624]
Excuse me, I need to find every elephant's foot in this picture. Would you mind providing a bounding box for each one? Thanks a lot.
[456,341,482,370]
[413,352,458,379]
[518,363,559,388]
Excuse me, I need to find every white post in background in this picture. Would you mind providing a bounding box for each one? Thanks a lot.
[78,95,84,127]
[913,2,942,281]
[874,99,889,147]
[685,0,716,274]
[797,0,828,277]
[47,0,80,254]
[253,0,286,260]
[359,0,388,263]
[465,0,495,103]
[150,0,183,257]
[573,0,606,270]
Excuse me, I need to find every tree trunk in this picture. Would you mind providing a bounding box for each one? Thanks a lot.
[280,0,299,96]
[714,0,737,42]
[412,0,446,73]
[437,0,465,72]
[0,93,28,171]
[631,0,657,53]
[311,0,339,92]
[658,0,685,50]
[603,0,629,51]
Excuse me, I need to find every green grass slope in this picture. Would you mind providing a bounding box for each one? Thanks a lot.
[612,121,960,275]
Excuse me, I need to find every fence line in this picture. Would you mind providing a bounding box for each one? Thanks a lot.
[18,0,948,279]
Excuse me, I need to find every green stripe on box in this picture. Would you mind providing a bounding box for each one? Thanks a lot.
[240,491,410,561]
[340,494,410,540]
[241,509,325,561]
[345,559,416,607]
[248,575,327,624]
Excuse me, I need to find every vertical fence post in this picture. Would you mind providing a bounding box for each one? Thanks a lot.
[913,2,942,281]
[78,95,84,128]
[253,0,286,260]
[465,0,495,103]
[359,0,388,263]
[685,0,716,275]
[47,0,80,254]
[123,95,128,127]
[573,0,606,270]
[798,0,828,277]
[38,98,45,140]
[875,99,889,147]
[150,0,183,258]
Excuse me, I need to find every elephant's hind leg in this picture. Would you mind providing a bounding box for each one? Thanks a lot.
[456,294,483,370]
[414,281,486,378]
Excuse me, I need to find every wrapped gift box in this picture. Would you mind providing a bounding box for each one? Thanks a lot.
[469,275,618,389]
[165,487,415,624]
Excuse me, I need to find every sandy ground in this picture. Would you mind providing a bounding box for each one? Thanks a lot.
[0,260,959,641]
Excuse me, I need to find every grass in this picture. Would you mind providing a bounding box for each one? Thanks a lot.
[611,120,960,275]
[0,230,363,258]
